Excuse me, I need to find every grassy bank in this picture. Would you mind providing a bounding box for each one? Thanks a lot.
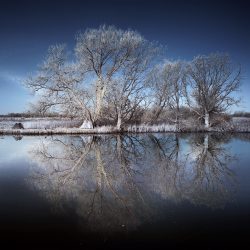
[1,121,250,135]
[0,117,250,135]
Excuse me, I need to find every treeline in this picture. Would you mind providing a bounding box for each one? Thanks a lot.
[25,25,241,130]
[232,111,250,118]
[0,112,65,118]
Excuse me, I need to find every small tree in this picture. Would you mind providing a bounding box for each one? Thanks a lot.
[165,61,186,130]
[146,63,172,121]
[147,61,186,128]
[184,53,241,128]
[106,77,145,129]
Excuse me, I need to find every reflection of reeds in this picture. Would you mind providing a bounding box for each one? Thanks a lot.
[0,127,119,135]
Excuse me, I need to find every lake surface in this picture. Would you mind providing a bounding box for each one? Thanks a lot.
[0,133,250,249]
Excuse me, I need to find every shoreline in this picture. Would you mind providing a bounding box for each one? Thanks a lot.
[1,127,250,135]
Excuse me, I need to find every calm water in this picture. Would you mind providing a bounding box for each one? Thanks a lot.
[0,133,250,249]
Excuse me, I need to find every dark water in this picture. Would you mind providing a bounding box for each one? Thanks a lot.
[0,133,250,249]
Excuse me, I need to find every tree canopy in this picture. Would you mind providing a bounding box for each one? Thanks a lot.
[25,25,241,129]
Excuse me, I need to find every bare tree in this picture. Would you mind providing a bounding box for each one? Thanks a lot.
[25,44,95,125]
[26,25,158,129]
[75,25,157,127]
[184,53,241,128]
[105,45,156,129]
[147,61,186,128]
[165,61,186,130]
[105,78,145,129]
[146,63,171,121]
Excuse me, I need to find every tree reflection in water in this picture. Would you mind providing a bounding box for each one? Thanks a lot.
[182,133,237,208]
[26,133,237,231]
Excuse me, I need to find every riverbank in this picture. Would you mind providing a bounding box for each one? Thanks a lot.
[1,117,250,135]
[0,127,117,135]
[1,123,250,135]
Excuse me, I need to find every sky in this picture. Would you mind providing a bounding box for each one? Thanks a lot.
[0,0,249,114]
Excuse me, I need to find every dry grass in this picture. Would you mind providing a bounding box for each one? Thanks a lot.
[1,117,250,135]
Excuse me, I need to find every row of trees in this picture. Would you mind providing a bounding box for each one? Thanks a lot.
[26,25,241,129]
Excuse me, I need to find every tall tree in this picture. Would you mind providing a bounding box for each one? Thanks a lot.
[75,25,157,127]
[26,25,157,128]
[105,43,156,129]
[184,53,241,128]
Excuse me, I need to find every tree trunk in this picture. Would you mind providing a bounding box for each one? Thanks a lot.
[95,78,106,122]
[116,112,122,130]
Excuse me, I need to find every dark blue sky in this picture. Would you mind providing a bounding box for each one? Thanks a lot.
[0,0,249,114]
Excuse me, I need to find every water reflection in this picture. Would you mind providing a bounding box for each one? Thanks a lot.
[27,133,237,231]
[13,135,23,141]
[184,133,237,208]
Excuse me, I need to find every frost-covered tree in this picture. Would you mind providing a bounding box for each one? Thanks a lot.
[105,45,156,129]
[146,63,172,120]
[105,77,145,129]
[184,53,241,128]
[75,25,157,127]
[26,25,158,128]
[147,61,186,127]
[25,44,94,124]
